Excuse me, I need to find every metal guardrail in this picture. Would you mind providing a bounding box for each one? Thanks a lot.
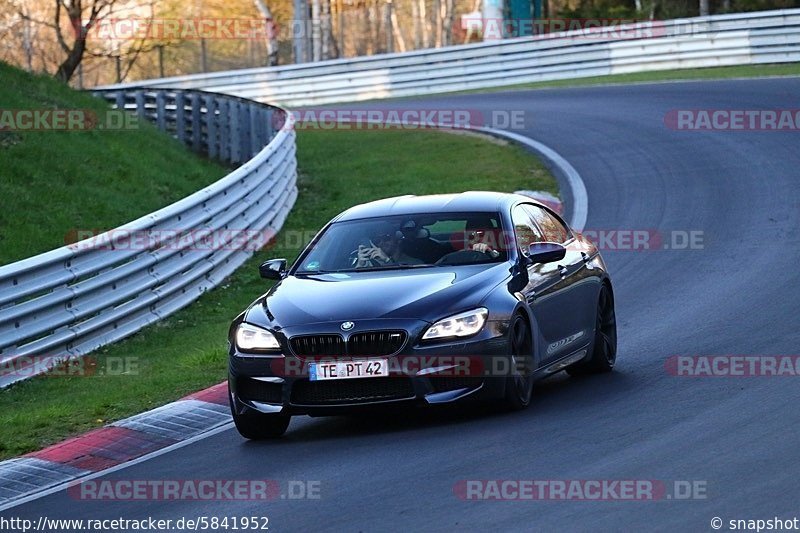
[98,9,800,107]
[0,89,298,388]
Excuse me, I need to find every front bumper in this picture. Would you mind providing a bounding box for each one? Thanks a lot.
[229,318,511,416]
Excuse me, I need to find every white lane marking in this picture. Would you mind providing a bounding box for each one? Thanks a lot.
[0,421,235,512]
[475,127,588,231]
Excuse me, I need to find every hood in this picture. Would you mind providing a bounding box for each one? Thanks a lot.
[244,263,510,328]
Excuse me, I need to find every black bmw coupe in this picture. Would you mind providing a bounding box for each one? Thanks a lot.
[228,192,616,438]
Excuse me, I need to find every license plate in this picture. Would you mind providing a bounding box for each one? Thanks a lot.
[308,359,389,381]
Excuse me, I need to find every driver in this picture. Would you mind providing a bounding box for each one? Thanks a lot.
[464,217,501,258]
[356,223,424,267]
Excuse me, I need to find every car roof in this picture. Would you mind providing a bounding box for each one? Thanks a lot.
[333,191,540,222]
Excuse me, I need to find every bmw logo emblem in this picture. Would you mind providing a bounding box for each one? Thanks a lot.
[340,321,354,331]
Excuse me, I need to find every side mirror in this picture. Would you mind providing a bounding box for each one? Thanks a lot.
[526,242,566,264]
[259,259,287,280]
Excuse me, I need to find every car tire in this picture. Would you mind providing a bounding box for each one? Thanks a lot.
[229,385,291,439]
[502,314,534,410]
[567,284,617,376]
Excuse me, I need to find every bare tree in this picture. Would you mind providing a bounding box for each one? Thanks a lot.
[52,0,118,82]
[418,0,430,48]
[310,0,321,60]
[253,0,279,66]
[699,0,709,16]
[441,0,454,47]
[320,0,338,59]
[434,0,441,46]
[389,0,407,53]
[411,0,421,48]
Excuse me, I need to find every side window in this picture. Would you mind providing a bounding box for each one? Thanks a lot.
[511,205,544,252]
[524,205,571,244]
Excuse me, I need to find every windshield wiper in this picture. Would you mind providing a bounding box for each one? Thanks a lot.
[322,264,435,273]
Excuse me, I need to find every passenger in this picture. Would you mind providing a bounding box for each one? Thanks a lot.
[356,223,424,267]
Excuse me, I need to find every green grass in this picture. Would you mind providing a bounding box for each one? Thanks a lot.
[0,61,228,265]
[0,127,556,459]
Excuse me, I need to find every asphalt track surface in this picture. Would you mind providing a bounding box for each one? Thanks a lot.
[5,78,800,531]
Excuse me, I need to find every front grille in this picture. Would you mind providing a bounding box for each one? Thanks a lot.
[290,377,415,405]
[429,376,484,394]
[236,378,283,404]
[347,331,407,356]
[290,334,346,357]
[289,331,407,358]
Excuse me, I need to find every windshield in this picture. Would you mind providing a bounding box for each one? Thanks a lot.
[295,212,508,274]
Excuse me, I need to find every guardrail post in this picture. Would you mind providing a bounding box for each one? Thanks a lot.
[240,103,252,161]
[175,92,186,144]
[155,91,166,132]
[249,104,260,157]
[115,91,125,111]
[229,100,241,165]
[135,92,146,122]
[190,93,202,153]
[205,94,218,160]
[264,108,275,143]
[219,98,230,163]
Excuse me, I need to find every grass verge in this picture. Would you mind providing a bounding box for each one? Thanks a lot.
[0,61,228,265]
[0,127,556,459]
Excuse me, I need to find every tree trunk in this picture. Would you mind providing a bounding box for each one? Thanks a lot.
[389,1,407,52]
[433,0,442,47]
[311,0,322,61]
[384,1,393,53]
[293,0,308,63]
[321,0,338,59]
[411,0,422,49]
[370,0,381,54]
[55,34,86,82]
[418,0,430,48]
[253,0,279,66]
[441,0,454,47]
[699,0,710,16]
[336,0,345,57]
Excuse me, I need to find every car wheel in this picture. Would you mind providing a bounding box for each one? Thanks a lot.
[502,314,534,410]
[229,385,291,439]
[567,284,617,376]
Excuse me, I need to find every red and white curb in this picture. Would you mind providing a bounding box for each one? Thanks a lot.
[0,381,230,510]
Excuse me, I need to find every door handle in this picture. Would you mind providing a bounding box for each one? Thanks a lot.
[558,265,568,277]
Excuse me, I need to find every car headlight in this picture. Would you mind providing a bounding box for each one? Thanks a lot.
[235,323,281,353]
[422,308,488,341]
